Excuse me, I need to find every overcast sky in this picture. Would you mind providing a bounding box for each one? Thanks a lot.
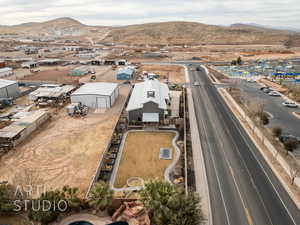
[0,0,299,29]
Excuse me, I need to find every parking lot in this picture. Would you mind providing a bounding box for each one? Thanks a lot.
[239,80,300,157]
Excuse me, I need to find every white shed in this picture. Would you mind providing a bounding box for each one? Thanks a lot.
[0,67,13,78]
[0,79,20,98]
[70,82,119,109]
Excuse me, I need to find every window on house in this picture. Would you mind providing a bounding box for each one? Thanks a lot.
[147,91,155,98]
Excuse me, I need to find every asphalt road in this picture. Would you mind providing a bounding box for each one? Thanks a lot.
[239,80,300,157]
[188,65,300,225]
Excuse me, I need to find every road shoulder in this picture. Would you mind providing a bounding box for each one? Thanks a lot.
[184,65,213,225]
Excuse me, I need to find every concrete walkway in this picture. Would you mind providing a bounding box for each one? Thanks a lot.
[56,213,112,225]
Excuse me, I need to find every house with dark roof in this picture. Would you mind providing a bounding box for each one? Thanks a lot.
[126,78,169,123]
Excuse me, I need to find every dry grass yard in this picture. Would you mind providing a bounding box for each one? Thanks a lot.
[114,131,176,188]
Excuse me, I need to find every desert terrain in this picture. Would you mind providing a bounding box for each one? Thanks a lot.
[0,85,130,197]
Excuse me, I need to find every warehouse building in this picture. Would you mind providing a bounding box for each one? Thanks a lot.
[0,79,20,98]
[21,61,38,69]
[117,67,135,80]
[71,82,119,109]
[38,59,61,66]
[71,66,90,76]
[0,67,13,78]
[126,78,169,123]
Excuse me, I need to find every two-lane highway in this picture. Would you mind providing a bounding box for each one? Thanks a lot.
[188,65,300,225]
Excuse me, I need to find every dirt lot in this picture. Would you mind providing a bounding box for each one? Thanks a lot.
[114,131,176,188]
[138,64,185,84]
[79,66,122,84]
[0,85,131,197]
[13,65,116,84]
[19,68,80,84]
[169,45,300,62]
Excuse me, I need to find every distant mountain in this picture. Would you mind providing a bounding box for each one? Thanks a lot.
[0,17,109,37]
[1,18,300,46]
[104,21,300,45]
[231,23,300,32]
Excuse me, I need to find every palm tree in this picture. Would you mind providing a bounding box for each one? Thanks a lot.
[61,185,81,210]
[139,179,176,225]
[88,181,114,211]
[139,180,204,225]
[0,183,14,212]
[166,189,205,225]
[29,190,64,225]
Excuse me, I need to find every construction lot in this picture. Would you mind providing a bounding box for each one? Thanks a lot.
[0,85,131,197]
[138,64,185,84]
[114,131,176,188]
[170,44,300,62]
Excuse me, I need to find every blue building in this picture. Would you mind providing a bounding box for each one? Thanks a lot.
[117,67,135,80]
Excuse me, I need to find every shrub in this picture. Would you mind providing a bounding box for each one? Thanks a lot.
[272,127,282,137]
[284,139,298,154]
[260,112,269,125]
[88,181,114,211]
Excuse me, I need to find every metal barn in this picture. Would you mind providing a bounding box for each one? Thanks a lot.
[117,67,135,80]
[70,82,119,109]
[0,67,13,78]
[0,79,20,98]
[71,66,90,76]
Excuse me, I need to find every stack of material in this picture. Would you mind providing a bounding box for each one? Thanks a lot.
[112,201,150,225]
[0,110,50,150]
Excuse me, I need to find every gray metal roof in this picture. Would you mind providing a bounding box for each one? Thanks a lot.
[71,82,118,96]
[126,79,169,111]
[0,67,12,73]
[0,79,17,89]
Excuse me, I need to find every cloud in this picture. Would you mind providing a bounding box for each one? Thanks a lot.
[0,0,299,28]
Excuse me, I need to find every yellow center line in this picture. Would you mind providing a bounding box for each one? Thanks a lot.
[229,165,254,225]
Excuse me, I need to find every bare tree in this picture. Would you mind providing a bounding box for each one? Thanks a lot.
[289,157,300,185]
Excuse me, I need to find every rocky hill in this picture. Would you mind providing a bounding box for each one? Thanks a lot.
[1,18,299,46]
[104,21,299,45]
[0,17,109,37]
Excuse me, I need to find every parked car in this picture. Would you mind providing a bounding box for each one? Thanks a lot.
[194,81,200,86]
[263,88,274,93]
[196,67,201,71]
[268,91,281,96]
[260,86,269,91]
[279,135,300,143]
[246,79,256,83]
[282,101,298,108]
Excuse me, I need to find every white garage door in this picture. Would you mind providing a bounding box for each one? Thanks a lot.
[97,96,108,108]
